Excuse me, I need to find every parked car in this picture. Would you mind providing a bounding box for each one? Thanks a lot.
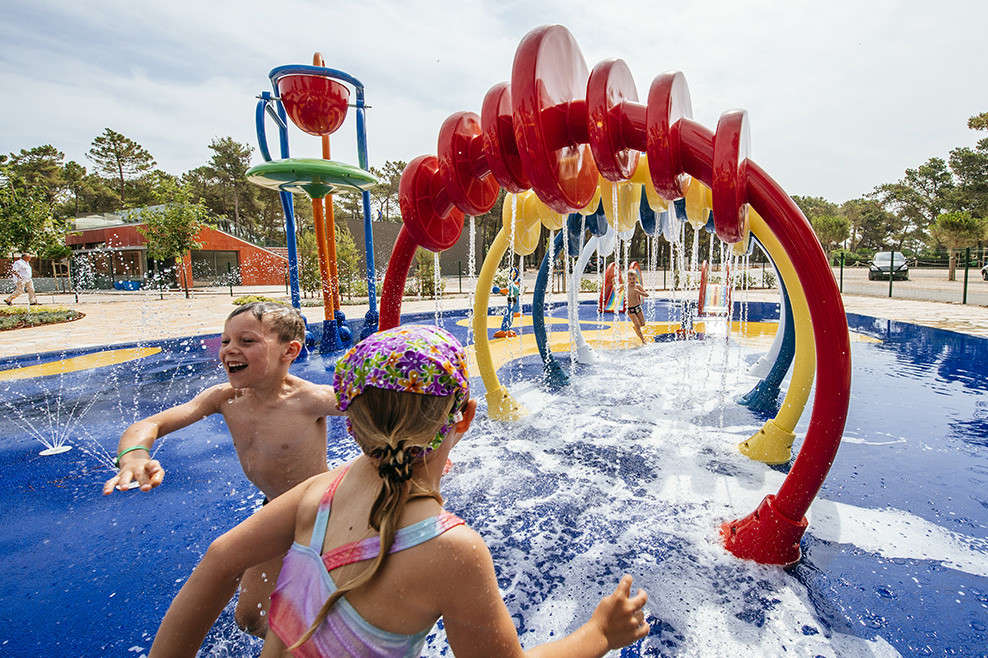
[868,251,909,281]
[982,262,988,281]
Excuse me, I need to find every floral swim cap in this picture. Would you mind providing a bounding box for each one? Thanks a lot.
[333,325,470,451]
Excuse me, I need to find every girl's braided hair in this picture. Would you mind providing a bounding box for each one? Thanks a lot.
[289,386,455,650]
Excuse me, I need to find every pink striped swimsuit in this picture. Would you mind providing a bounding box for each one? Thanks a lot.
[268,465,464,657]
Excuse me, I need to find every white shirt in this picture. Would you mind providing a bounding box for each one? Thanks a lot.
[12,258,32,282]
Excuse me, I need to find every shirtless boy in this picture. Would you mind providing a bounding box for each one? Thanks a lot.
[103,302,344,636]
[626,269,648,344]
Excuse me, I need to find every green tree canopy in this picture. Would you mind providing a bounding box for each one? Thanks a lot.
[333,191,363,223]
[810,214,850,256]
[208,137,258,228]
[871,157,955,250]
[929,210,987,280]
[841,198,898,252]
[792,195,840,222]
[59,160,87,217]
[0,161,69,259]
[948,111,988,220]
[86,129,156,207]
[8,145,67,206]
[335,222,362,300]
[369,159,405,221]
[129,168,180,208]
[296,230,321,297]
[414,246,442,297]
[138,181,207,293]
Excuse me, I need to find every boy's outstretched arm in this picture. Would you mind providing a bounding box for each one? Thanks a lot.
[102,386,227,495]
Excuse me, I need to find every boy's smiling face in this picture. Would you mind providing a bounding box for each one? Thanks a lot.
[219,312,291,388]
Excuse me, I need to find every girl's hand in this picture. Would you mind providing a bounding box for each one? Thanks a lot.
[589,575,650,650]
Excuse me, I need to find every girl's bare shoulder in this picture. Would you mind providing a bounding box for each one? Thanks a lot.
[427,523,493,572]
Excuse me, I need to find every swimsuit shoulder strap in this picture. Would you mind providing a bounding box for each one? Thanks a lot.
[308,464,351,549]
[321,510,465,572]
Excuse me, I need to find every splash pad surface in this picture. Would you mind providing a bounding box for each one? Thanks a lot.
[0,301,986,656]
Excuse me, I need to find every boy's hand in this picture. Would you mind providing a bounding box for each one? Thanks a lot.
[103,457,165,495]
[589,575,650,650]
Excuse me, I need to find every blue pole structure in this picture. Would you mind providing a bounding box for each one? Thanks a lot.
[255,91,301,309]
[353,84,380,338]
[739,240,796,412]
[532,230,570,388]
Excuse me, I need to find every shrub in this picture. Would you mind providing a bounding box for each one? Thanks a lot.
[579,277,599,292]
[492,267,511,289]
[1,306,84,331]
[233,295,281,306]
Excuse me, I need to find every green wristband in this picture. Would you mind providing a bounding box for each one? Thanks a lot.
[115,445,151,468]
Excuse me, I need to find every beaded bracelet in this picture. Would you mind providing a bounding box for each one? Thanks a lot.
[115,445,151,468]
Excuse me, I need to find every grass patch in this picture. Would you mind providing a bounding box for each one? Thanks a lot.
[0,306,85,331]
[232,295,283,306]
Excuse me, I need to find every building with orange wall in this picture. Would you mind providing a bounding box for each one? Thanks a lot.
[64,214,287,289]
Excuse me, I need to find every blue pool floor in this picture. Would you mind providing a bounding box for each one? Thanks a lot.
[0,300,986,656]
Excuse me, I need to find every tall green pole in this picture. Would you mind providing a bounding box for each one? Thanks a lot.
[963,247,970,305]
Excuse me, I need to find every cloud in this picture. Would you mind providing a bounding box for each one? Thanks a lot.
[3,0,987,203]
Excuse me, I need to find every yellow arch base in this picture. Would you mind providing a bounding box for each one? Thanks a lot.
[485,384,527,421]
[738,419,797,465]
[472,228,527,421]
[0,347,162,382]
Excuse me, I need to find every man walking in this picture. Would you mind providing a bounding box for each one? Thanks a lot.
[4,252,40,306]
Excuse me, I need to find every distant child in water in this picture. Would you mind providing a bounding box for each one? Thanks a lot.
[626,269,648,344]
[103,302,344,636]
[148,324,650,658]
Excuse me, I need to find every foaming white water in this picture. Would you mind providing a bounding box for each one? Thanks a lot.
[433,340,902,657]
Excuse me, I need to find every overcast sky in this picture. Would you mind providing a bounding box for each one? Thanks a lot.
[3,0,987,205]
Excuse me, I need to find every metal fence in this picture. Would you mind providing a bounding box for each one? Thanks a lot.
[833,248,988,306]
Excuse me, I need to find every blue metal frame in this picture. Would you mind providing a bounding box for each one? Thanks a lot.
[252,64,380,342]
[254,92,302,310]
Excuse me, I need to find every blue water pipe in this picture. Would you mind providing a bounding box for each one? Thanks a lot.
[532,230,570,388]
[255,92,302,310]
[739,239,796,412]
[531,210,609,387]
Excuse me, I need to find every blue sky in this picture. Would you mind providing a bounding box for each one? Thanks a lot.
[3,0,987,204]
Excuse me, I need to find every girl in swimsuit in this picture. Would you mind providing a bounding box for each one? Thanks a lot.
[149,325,649,658]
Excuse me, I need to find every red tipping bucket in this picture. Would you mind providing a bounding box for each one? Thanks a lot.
[278,74,350,136]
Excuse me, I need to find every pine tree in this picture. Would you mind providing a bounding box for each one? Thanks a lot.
[86,129,155,207]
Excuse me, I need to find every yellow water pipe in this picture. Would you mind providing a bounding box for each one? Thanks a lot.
[738,209,817,464]
[472,227,528,420]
